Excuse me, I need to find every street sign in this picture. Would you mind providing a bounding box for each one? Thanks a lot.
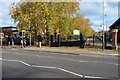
[112,29,118,33]
[73,30,80,35]
[0,33,4,38]
[22,30,25,32]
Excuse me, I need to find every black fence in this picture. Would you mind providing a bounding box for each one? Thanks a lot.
[1,32,116,50]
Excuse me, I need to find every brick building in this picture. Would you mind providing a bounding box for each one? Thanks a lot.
[109,18,120,49]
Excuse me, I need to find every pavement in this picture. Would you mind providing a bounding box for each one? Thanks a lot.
[1,45,119,58]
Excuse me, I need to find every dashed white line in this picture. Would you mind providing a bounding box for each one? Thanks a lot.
[16,53,18,54]
[14,53,120,66]
[104,62,119,66]
[78,60,89,62]
[78,60,119,65]
[2,58,19,62]
[16,53,29,56]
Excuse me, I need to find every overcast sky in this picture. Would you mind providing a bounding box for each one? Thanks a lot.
[0,0,119,32]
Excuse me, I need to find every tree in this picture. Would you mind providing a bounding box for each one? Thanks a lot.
[10,2,80,36]
[74,13,94,37]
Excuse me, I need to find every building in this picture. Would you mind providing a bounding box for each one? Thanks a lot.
[0,26,18,45]
[109,18,120,49]
[1,26,18,35]
[109,18,120,42]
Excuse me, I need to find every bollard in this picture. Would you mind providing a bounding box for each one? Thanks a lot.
[93,34,95,46]
[38,41,41,48]
[9,42,10,48]
[12,40,14,48]
[38,35,42,48]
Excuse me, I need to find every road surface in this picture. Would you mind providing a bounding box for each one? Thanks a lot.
[1,48,119,79]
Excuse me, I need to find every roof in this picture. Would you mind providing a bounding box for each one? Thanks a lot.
[0,26,16,29]
[109,18,120,29]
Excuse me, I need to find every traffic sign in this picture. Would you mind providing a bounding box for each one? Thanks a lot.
[73,30,80,35]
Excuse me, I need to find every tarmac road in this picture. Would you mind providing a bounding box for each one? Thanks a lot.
[1,48,119,79]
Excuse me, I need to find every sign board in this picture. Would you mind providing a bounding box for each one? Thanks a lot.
[22,30,25,32]
[112,29,118,33]
[0,33,4,38]
[73,30,80,35]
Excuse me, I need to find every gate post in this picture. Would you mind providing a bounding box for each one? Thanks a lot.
[112,29,118,50]
[79,33,84,48]
[50,35,53,47]
[58,34,61,47]
[104,33,107,49]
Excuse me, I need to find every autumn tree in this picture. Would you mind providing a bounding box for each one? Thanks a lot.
[10,2,80,38]
[74,13,94,37]
[10,0,94,46]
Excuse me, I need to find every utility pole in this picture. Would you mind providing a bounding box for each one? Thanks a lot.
[22,30,23,48]
[102,0,105,50]
[22,30,25,48]
[30,33,31,47]
[28,24,31,47]
[0,29,2,48]
[105,14,107,31]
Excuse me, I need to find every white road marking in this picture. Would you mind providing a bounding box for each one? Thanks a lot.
[78,60,89,62]
[11,49,18,50]
[78,60,119,65]
[20,61,31,66]
[84,75,104,79]
[66,58,77,62]
[2,59,19,62]
[57,68,83,77]
[1,58,30,67]
[16,53,18,54]
[16,53,29,56]
[104,62,119,66]
[0,58,114,78]
[4,52,119,66]
[31,65,56,69]
[1,58,84,77]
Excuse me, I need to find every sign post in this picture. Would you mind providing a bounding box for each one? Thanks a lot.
[0,33,4,48]
[73,30,80,40]
[30,33,31,47]
[22,30,25,48]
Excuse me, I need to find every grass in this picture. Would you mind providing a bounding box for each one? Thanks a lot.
[50,46,117,51]
[118,48,120,53]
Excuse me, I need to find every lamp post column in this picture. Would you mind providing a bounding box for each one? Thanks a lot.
[102,0,105,50]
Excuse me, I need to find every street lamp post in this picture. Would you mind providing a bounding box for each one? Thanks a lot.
[102,0,105,50]
[22,30,23,48]
[30,33,31,47]
[105,14,107,31]
[28,24,32,47]
[82,22,84,34]
[0,29,2,48]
